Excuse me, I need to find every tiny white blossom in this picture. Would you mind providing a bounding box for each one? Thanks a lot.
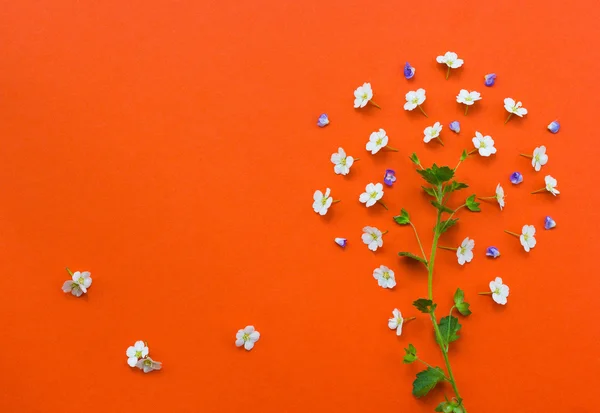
[359,183,384,208]
[545,175,560,196]
[489,277,509,305]
[457,90,481,114]
[456,237,475,265]
[61,270,92,297]
[312,188,333,215]
[496,184,505,210]
[388,308,405,336]
[135,356,162,373]
[235,325,260,351]
[362,226,384,251]
[354,82,379,109]
[520,225,536,252]
[436,52,464,68]
[423,122,443,144]
[373,265,396,289]
[471,131,497,157]
[403,89,426,111]
[531,146,549,171]
[126,341,149,367]
[366,129,389,154]
[504,98,528,123]
[330,147,354,175]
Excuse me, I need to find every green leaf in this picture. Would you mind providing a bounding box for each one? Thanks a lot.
[422,186,437,197]
[436,218,458,235]
[403,343,417,364]
[398,251,428,267]
[431,201,454,214]
[443,181,469,195]
[393,208,411,225]
[465,194,481,212]
[412,367,446,398]
[453,288,472,316]
[416,164,455,186]
[410,152,421,166]
[434,403,445,412]
[460,149,468,161]
[453,288,465,305]
[413,298,436,313]
[438,316,461,345]
[456,302,471,316]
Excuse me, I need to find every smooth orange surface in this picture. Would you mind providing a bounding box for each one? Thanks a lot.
[1,1,600,412]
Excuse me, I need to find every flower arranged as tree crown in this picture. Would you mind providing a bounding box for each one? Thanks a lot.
[489,277,509,305]
[436,51,464,79]
[366,129,397,154]
[504,98,528,123]
[359,183,384,208]
[362,226,385,251]
[373,265,396,289]
[520,225,536,252]
[471,131,496,157]
[456,90,481,114]
[423,122,443,145]
[456,237,475,265]
[330,147,355,175]
[403,89,427,117]
[354,82,380,109]
[388,308,408,336]
[312,188,333,215]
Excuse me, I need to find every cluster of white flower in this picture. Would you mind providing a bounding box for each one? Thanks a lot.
[126,341,162,373]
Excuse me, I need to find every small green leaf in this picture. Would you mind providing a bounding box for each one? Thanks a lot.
[393,208,411,225]
[398,251,428,267]
[410,152,421,166]
[453,288,465,305]
[465,195,481,212]
[443,181,469,195]
[460,149,468,161]
[412,367,446,398]
[453,288,472,316]
[436,218,458,235]
[413,298,436,313]
[403,343,417,364]
[434,403,445,412]
[416,164,455,186]
[431,201,455,214]
[422,186,437,197]
[438,315,461,345]
[456,302,471,316]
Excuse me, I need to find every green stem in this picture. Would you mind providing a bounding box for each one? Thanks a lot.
[409,222,428,263]
[418,104,428,118]
[531,188,545,194]
[504,113,513,124]
[520,153,533,158]
[504,230,520,237]
[370,100,382,109]
[417,357,451,381]
[385,145,399,152]
[446,66,450,80]
[438,245,457,251]
[65,267,73,276]
[464,105,468,116]
[378,200,388,210]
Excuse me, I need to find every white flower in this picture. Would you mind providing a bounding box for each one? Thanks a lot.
[489,277,509,305]
[545,175,560,196]
[436,52,464,68]
[388,308,405,336]
[520,225,536,252]
[359,183,384,207]
[373,265,396,289]
[126,341,149,367]
[366,129,388,154]
[423,122,442,144]
[456,237,475,265]
[496,184,505,210]
[61,270,92,297]
[330,147,354,175]
[354,82,374,108]
[403,88,426,111]
[312,188,333,215]
[235,325,260,351]
[456,89,481,105]
[362,226,384,251]
[471,131,497,157]
[504,98,528,117]
[135,357,162,373]
[532,146,549,171]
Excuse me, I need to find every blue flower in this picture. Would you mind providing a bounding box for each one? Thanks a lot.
[486,246,501,258]
[383,169,396,187]
[404,62,415,79]
[449,121,460,133]
[484,73,497,87]
[509,172,523,185]
[317,113,329,128]
[547,120,560,134]
[544,216,556,230]
[334,237,347,248]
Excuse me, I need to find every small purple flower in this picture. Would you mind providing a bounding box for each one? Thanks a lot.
[449,121,460,133]
[486,246,501,258]
[544,216,556,230]
[547,120,560,134]
[484,73,497,87]
[317,113,329,128]
[335,238,347,248]
[510,172,523,185]
[404,62,415,80]
[383,169,396,187]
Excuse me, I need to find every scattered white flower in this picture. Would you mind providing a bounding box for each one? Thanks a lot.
[354,82,380,109]
[362,226,385,251]
[456,90,481,114]
[456,237,475,265]
[531,146,548,171]
[403,89,427,116]
[366,129,390,154]
[373,265,396,289]
[330,147,355,175]
[436,52,464,78]
[504,98,528,123]
[423,122,443,145]
[496,184,505,210]
[235,325,260,351]
[471,131,497,157]
[126,341,149,367]
[520,225,536,252]
[388,308,405,336]
[135,356,162,373]
[312,188,333,215]
[544,175,560,196]
[359,183,384,208]
[489,277,509,305]
[61,270,92,297]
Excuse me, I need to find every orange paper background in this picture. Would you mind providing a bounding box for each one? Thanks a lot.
[1,0,600,412]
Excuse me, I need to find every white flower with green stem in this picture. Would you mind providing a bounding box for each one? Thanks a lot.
[362,226,387,251]
[439,237,475,265]
[479,277,509,305]
[62,268,92,297]
[477,184,505,210]
[354,82,380,109]
[366,129,398,154]
[520,146,548,171]
[531,175,559,196]
[359,182,387,209]
[312,188,340,215]
[388,309,415,336]
[436,52,464,79]
[456,90,481,115]
[403,89,428,117]
[505,225,536,252]
[423,122,444,146]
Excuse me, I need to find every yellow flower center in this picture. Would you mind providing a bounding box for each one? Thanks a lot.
[321,197,328,206]
[412,98,418,104]
[465,96,472,101]
[480,141,486,148]
[242,333,250,341]
[78,277,85,284]
[383,271,390,280]
[493,288,500,294]
[340,158,346,166]
[370,191,378,199]
[135,350,143,358]
[362,93,368,100]
[371,234,378,241]
[376,138,383,145]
